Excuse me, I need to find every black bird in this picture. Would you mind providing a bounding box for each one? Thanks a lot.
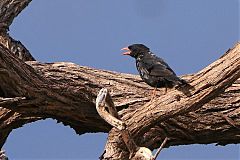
[121,44,187,91]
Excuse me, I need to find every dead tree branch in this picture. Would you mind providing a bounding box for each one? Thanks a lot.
[96,88,150,159]
[0,0,35,61]
[96,88,126,131]
[0,0,32,32]
[0,42,239,156]
[101,43,240,159]
[0,0,239,159]
[152,137,169,160]
[96,88,171,160]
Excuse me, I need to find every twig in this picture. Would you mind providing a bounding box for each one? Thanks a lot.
[152,137,169,160]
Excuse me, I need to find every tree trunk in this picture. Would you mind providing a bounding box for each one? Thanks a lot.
[0,0,239,159]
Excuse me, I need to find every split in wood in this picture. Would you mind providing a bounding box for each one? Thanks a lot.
[96,88,169,160]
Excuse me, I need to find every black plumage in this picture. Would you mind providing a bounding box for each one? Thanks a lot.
[121,44,187,89]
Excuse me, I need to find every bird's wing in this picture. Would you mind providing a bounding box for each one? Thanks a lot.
[141,53,176,77]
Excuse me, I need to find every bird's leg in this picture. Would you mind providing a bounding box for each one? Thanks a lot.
[164,87,168,94]
[150,87,168,101]
[150,87,157,102]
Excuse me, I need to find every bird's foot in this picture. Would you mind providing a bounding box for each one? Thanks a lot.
[164,87,168,94]
[150,88,158,102]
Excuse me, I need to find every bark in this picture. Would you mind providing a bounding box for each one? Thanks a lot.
[0,42,239,157]
[0,0,34,61]
[102,44,240,159]
[0,0,31,32]
[0,149,8,160]
[0,0,239,159]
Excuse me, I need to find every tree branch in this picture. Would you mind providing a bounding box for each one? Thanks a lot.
[0,42,239,158]
[101,43,240,159]
[152,137,169,160]
[96,88,125,131]
[0,149,8,160]
[96,88,171,160]
[96,88,142,159]
[0,0,32,32]
[0,0,35,62]
[0,43,110,140]
[0,1,239,159]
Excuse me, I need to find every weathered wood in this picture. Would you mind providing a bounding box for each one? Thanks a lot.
[96,88,125,131]
[152,137,169,160]
[0,149,8,160]
[0,0,35,61]
[96,88,143,159]
[96,89,169,160]
[0,0,239,159]
[0,33,35,61]
[0,44,111,148]
[0,0,32,32]
[0,42,239,155]
[102,43,240,159]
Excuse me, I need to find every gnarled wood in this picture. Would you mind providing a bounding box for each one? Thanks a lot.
[0,0,35,61]
[0,0,32,32]
[0,149,8,160]
[102,43,240,159]
[0,42,239,157]
[0,0,239,159]
[0,41,240,154]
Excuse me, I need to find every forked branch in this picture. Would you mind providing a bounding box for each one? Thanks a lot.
[102,43,240,159]
[0,1,239,159]
[96,88,170,160]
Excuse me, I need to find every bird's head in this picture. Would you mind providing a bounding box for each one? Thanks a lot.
[121,44,150,58]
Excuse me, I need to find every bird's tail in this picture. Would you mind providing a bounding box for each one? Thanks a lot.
[179,78,188,85]
[176,78,193,89]
[175,78,194,96]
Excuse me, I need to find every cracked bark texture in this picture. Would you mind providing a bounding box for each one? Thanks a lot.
[102,44,240,159]
[0,0,239,159]
[0,0,34,61]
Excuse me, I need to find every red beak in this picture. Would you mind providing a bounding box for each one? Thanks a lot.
[121,47,131,55]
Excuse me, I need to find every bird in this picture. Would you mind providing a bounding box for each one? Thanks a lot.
[121,44,188,95]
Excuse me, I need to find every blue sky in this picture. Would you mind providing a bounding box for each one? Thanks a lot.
[3,0,239,159]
